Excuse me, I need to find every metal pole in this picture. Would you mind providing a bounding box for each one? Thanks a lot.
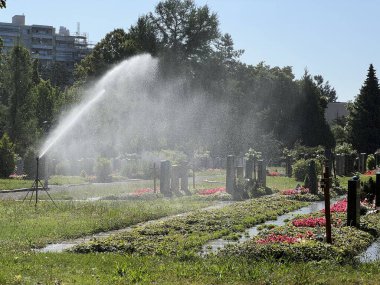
[35,157,39,206]
[192,165,195,189]
[153,162,157,193]
[323,164,332,244]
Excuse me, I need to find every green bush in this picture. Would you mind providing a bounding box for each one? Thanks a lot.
[367,154,376,170]
[55,160,71,176]
[0,133,15,178]
[23,147,37,179]
[292,159,322,181]
[95,157,112,182]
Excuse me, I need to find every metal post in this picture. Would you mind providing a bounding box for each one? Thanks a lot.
[153,162,157,193]
[192,164,195,189]
[35,157,39,206]
[347,176,360,227]
[323,164,332,244]
[376,172,380,209]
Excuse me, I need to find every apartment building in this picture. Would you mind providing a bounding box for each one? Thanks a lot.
[0,15,91,69]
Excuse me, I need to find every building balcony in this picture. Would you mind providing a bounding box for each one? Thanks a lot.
[31,44,53,49]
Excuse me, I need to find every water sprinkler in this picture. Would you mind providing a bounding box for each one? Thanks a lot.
[23,156,57,207]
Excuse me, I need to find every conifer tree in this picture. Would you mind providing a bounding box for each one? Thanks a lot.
[347,64,380,153]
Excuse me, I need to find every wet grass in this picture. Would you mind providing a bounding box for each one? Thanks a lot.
[1,251,380,284]
[0,197,214,251]
[0,179,34,190]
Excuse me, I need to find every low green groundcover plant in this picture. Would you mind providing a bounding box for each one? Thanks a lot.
[72,196,307,255]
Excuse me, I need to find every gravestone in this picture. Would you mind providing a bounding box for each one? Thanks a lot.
[236,166,244,179]
[286,155,292,177]
[345,154,355,176]
[226,155,236,195]
[347,176,360,227]
[339,154,346,176]
[359,153,367,173]
[308,160,318,195]
[376,172,380,209]
[257,160,266,187]
[245,156,253,179]
[375,152,380,168]
[16,158,24,175]
[335,154,341,176]
[171,165,180,194]
[180,163,190,195]
[160,160,171,197]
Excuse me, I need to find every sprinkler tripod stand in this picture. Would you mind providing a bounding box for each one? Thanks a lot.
[23,157,57,207]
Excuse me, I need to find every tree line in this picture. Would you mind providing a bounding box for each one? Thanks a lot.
[0,0,377,177]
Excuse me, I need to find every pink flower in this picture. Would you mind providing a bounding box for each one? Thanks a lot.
[321,199,347,213]
[292,217,326,227]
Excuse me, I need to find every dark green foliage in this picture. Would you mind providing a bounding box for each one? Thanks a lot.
[32,80,57,132]
[292,159,322,181]
[23,147,37,179]
[347,64,380,153]
[367,154,376,170]
[6,46,36,156]
[361,177,376,201]
[0,133,15,177]
[298,72,335,148]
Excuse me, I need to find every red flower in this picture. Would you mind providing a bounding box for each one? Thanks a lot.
[131,188,154,196]
[198,187,226,195]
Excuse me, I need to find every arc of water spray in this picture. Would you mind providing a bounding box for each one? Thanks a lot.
[39,89,106,158]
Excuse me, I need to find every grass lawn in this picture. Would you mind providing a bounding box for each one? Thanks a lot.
[0,171,379,284]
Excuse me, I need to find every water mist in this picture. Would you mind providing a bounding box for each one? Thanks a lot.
[39,54,229,166]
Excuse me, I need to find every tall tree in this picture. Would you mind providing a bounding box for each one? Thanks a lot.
[298,71,335,148]
[149,0,219,63]
[32,80,57,131]
[6,46,36,155]
[347,64,380,153]
[0,0,5,9]
[128,16,159,56]
[75,28,137,81]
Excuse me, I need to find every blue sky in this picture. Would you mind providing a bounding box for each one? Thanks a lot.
[1,0,379,102]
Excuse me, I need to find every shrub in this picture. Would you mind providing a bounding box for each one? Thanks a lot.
[0,133,15,178]
[23,147,37,179]
[367,154,376,170]
[95,157,112,182]
[292,159,322,181]
[55,160,71,176]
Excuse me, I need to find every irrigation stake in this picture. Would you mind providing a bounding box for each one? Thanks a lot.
[23,157,57,208]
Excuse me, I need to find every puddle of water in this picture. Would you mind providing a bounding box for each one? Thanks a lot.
[201,198,342,255]
[357,238,380,263]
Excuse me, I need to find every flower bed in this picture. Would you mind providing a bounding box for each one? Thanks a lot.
[267,171,281,177]
[281,186,309,195]
[130,188,155,196]
[364,169,377,176]
[256,231,314,244]
[72,196,307,256]
[220,195,380,262]
[321,199,347,213]
[198,187,225,195]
